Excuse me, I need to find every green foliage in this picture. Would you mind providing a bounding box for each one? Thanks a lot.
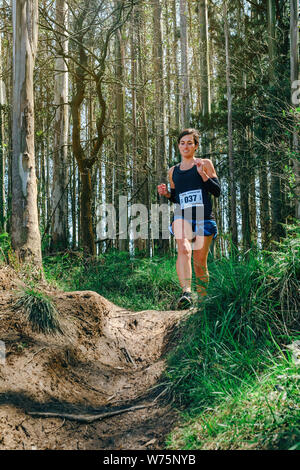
[43,250,182,310]
[166,357,300,450]
[15,287,62,335]
[162,228,300,449]
[0,232,11,263]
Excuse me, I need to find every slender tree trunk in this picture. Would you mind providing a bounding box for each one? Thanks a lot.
[40,118,46,231]
[165,2,172,165]
[259,138,270,249]
[0,29,6,232]
[199,0,211,120]
[114,5,127,251]
[71,72,96,256]
[240,148,251,250]
[152,0,168,252]
[267,0,282,242]
[51,0,69,251]
[290,0,300,218]
[179,0,190,128]
[11,0,42,270]
[172,0,180,134]
[249,158,257,246]
[70,8,98,256]
[131,11,138,252]
[224,1,238,248]
[136,2,150,254]
[199,0,211,156]
[71,153,76,249]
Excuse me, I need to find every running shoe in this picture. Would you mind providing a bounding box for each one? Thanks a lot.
[177,291,193,309]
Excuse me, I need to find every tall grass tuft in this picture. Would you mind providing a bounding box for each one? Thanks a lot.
[15,287,62,335]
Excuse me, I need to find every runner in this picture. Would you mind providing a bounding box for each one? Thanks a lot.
[157,128,221,309]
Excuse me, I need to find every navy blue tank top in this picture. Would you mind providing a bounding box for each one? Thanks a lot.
[172,163,215,220]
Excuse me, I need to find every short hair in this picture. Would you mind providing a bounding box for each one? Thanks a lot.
[177,128,199,146]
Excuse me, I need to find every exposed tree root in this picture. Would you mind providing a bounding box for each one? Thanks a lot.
[27,403,154,423]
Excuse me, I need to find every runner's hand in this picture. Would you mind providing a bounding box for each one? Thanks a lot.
[195,158,209,180]
[157,184,169,197]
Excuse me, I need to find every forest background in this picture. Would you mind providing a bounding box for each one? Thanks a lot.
[1,0,299,262]
[0,0,299,451]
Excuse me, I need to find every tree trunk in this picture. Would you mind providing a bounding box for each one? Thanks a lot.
[267,0,282,242]
[136,2,151,254]
[290,0,300,218]
[172,0,180,135]
[179,0,190,128]
[51,0,69,251]
[152,0,168,253]
[0,29,6,232]
[71,70,96,256]
[199,0,211,120]
[71,154,76,249]
[249,157,257,246]
[11,0,42,270]
[224,1,238,248]
[114,4,127,251]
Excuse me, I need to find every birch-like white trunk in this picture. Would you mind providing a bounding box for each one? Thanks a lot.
[12,0,42,268]
[51,0,69,250]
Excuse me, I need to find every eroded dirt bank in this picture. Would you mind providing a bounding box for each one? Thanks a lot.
[0,266,189,450]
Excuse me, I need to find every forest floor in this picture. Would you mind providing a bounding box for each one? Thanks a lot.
[0,265,190,450]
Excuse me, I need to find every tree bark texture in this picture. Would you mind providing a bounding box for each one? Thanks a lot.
[290,0,300,218]
[224,1,238,247]
[51,0,69,251]
[179,0,190,128]
[12,0,42,268]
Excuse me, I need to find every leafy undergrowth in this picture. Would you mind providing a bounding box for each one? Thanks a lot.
[43,250,182,311]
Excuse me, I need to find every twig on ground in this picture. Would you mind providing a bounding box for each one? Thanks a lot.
[120,347,136,367]
[25,347,48,365]
[27,403,155,423]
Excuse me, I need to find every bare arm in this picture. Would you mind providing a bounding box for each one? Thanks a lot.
[195,158,221,197]
[195,158,217,181]
[157,166,175,198]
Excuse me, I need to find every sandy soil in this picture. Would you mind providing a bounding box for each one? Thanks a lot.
[0,266,190,450]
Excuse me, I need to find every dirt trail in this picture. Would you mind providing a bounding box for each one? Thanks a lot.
[0,266,190,450]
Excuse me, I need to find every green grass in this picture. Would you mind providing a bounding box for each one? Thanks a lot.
[43,250,182,310]
[165,353,300,450]
[15,287,62,335]
[161,224,300,449]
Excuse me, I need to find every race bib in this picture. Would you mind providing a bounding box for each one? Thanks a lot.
[179,189,203,209]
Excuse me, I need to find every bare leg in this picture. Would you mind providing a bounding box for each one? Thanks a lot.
[173,219,193,292]
[192,234,214,297]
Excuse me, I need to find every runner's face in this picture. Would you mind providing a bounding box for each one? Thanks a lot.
[178,134,198,159]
